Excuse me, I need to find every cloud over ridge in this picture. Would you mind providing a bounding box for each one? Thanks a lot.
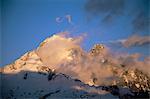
[36,33,150,86]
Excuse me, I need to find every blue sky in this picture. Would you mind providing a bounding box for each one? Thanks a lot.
[1,0,149,66]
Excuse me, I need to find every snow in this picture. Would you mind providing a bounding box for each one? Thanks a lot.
[1,50,118,99]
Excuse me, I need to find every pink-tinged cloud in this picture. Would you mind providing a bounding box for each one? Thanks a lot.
[36,32,150,86]
[123,35,150,48]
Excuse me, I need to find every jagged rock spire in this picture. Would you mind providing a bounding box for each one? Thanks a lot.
[90,44,105,56]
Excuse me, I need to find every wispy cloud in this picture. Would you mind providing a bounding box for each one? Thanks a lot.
[85,0,149,32]
[56,17,63,23]
[55,14,73,24]
[132,11,149,32]
[122,35,150,48]
[106,35,150,48]
[85,0,125,23]
[65,14,73,24]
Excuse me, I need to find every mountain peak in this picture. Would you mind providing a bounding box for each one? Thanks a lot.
[1,34,150,99]
[90,44,105,56]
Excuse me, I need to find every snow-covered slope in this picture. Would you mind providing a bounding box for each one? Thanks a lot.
[1,50,117,99]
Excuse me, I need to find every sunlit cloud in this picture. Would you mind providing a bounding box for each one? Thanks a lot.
[36,32,150,86]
